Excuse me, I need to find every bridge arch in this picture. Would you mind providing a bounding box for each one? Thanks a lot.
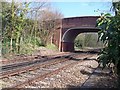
[61,27,100,52]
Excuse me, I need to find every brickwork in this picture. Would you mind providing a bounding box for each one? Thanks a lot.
[62,16,99,29]
[53,16,100,52]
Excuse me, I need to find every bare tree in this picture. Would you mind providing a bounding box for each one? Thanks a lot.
[37,8,63,46]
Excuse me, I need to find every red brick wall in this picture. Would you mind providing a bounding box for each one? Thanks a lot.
[62,16,99,29]
[61,42,74,52]
[52,16,100,51]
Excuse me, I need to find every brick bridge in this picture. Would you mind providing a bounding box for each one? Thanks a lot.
[52,16,100,52]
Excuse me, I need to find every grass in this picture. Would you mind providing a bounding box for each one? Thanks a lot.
[46,44,58,51]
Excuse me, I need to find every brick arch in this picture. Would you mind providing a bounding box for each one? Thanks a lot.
[52,16,100,52]
[61,27,99,52]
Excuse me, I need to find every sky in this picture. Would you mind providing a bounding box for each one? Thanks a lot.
[51,2,114,18]
[6,0,115,18]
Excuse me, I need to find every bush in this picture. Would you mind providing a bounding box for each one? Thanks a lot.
[46,44,58,51]
[96,12,120,88]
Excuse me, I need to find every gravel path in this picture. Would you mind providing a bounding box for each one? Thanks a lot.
[81,67,118,88]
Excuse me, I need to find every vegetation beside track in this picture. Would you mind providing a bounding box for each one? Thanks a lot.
[1,1,62,58]
[96,1,120,88]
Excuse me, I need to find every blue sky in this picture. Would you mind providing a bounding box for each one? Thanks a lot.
[51,2,114,18]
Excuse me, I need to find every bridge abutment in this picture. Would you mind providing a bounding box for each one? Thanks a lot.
[61,42,74,52]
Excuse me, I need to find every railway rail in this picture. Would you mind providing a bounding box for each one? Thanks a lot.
[1,51,98,88]
[1,53,92,78]
[1,52,71,66]
[1,53,73,72]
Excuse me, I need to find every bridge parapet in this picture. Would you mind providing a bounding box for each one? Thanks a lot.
[62,16,99,29]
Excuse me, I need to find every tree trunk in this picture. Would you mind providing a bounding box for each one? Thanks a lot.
[16,34,21,54]
[18,36,21,54]
[10,37,13,54]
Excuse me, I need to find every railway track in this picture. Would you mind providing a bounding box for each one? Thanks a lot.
[1,53,90,79]
[1,52,71,66]
[1,53,76,78]
[1,53,73,72]
[1,52,97,88]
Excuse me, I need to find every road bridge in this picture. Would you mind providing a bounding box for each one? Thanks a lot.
[52,16,100,52]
